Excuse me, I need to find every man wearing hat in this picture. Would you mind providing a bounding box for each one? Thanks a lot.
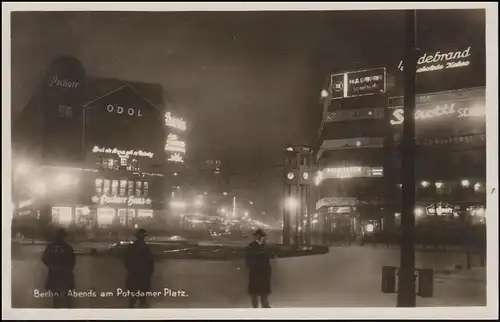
[245,228,272,308]
[123,229,155,308]
[41,228,76,308]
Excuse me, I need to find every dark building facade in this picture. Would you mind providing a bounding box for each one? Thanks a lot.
[12,56,187,238]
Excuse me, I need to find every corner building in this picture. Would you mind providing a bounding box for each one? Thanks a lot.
[12,56,186,239]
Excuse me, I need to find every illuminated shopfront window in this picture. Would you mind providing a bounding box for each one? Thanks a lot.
[118,208,136,226]
[138,209,153,219]
[75,207,92,227]
[52,206,73,226]
[97,208,116,226]
[143,182,149,197]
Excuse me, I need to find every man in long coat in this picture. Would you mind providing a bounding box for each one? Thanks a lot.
[124,229,155,308]
[245,228,272,308]
[42,228,76,308]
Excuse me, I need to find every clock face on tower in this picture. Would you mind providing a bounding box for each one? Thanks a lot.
[302,172,309,180]
[287,172,295,180]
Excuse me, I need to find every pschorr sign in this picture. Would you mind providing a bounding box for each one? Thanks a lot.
[92,195,152,207]
[329,67,386,100]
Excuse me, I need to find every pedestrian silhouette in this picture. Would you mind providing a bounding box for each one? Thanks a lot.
[124,229,155,308]
[41,228,76,308]
[245,228,272,308]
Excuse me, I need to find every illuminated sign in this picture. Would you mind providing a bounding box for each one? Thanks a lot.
[106,104,143,117]
[92,195,152,207]
[322,166,384,179]
[92,146,154,159]
[286,146,313,154]
[397,47,471,73]
[18,199,34,209]
[165,134,186,154]
[325,107,385,123]
[320,137,385,151]
[165,112,187,131]
[415,133,485,147]
[49,76,80,89]
[327,206,353,214]
[317,197,358,210]
[389,103,485,126]
[167,153,184,163]
[329,68,386,100]
[426,202,457,216]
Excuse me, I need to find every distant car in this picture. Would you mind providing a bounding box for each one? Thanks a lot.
[108,240,133,249]
[166,235,189,242]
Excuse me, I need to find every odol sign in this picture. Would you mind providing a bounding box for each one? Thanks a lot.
[106,104,143,117]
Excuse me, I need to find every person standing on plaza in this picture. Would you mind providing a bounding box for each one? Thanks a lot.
[245,228,272,308]
[123,228,155,308]
[42,228,76,308]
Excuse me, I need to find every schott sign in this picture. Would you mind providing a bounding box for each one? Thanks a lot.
[390,103,485,125]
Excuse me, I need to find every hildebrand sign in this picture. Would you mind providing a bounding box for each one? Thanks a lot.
[397,46,471,73]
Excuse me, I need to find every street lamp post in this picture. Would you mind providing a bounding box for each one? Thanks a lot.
[232,196,236,218]
[397,9,417,308]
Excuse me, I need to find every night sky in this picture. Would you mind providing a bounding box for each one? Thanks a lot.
[10,9,485,219]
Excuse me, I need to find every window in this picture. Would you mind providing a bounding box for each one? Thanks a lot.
[95,178,103,194]
[136,181,142,197]
[131,159,140,172]
[119,180,127,196]
[103,180,110,194]
[57,104,73,118]
[143,182,149,197]
[111,180,119,195]
[108,159,115,170]
[128,181,134,196]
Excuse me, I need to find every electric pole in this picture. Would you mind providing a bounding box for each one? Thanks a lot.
[397,9,417,307]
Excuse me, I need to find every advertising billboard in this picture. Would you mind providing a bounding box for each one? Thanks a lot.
[329,67,386,100]
[388,87,485,139]
[324,107,385,123]
[84,83,165,165]
[164,111,187,164]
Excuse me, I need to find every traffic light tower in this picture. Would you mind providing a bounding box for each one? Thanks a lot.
[283,145,314,246]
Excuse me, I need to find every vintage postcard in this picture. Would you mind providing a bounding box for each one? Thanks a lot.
[2,2,498,320]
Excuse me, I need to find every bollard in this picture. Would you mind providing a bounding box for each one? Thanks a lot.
[479,250,486,267]
[417,268,434,298]
[466,251,472,270]
[381,266,397,293]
